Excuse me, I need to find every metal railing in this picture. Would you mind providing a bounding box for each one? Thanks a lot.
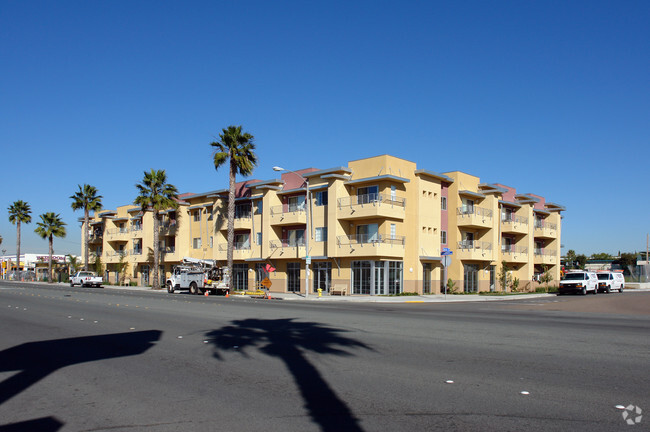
[337,234,405,246]
[501,214,528,225]
[106,250,128,257]
[269,239,306,249]
[218,242,251,251]
[270,203,306,216]
[535,220,557,231]
[337,193,406,208]
[534,248,557,256]
[235,206,252,219]
[501,245,528,254]
[106,228,130,236]
[129,249,143,256]
[457,206,493,218]
[457,240,493,251]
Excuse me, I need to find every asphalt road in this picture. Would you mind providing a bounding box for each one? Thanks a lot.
[0,281,648,432]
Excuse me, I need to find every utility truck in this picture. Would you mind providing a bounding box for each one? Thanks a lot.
[166,257,230,295]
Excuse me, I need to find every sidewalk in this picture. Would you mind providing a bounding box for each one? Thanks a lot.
[5,280,649,303]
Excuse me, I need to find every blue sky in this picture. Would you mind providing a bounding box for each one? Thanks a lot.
[1,0,648,257]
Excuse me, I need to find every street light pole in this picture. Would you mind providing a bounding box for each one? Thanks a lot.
[273,166,311,297]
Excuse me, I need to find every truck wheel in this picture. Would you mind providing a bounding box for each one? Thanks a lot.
[606,286,611,294]
[70,282,74,287]
[592,287,597,294]
[581,287,587,295]
[620,286,624,293]
[167,282,174,293]
[189,282,198,295]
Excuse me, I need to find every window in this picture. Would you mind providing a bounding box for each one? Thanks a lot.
[234,233,250,249]
[235,204,251,219]
[461,198,474,214]
[314,190,328,206]
[357,186,379,204]
[287,229,305,247]
[352,261,371,295]
[209,236,213,248]
[441,230,447,245]
[357,223,378,243]
[441,196,447,210]
[255,200,263,215]
[390,185,396,201]
[192,237,201,249]
[390,224,396,239]
[315,227,327,242]
[207,207,214,220]
[193,210,201,222]
[257,232,262,245]
[288,195,305,212]
[502,207,514,222]
[388,261,403,295]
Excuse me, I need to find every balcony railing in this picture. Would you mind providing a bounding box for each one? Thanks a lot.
[269,239,306,249]
[270,204,306,216]
[129,249,143,256]
[162,246,176,254]
[337,234,405,246]
[534,248,557,256]
[501,245,528,254]
[218,242,251,251]
[106,228,130,236]
[457,240,493,251]
[337,193,406,208]
[106,250,128,257]
[457,206,493,218]
[235,206,252,219]
[501,215,528,225]
[535,220,557,230]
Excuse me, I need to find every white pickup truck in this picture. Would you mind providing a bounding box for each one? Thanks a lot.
[70,271,103,288]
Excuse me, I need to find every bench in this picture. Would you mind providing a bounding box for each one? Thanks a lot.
[330,284,348,296]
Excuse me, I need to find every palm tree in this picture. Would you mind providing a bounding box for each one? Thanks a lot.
[8,200,32,275]
[67,254,80,274]
[134,169,178,289]
[34,212,67,283]
[211,125,258,285]
[70,184,103,271]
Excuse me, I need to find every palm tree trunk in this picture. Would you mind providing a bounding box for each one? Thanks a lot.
[16,222,21,279]
[84,208,89,271]
[153,210,160,289]
[48,235,53,283]
[227,159,236,287]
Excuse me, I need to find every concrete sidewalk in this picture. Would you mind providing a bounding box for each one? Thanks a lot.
[5,280,649,303]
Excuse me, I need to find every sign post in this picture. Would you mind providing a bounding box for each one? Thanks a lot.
[441,248,453,300]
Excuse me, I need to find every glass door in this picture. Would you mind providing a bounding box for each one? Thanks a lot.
[373,261,386,295]
[463,263,478,293]
[313,262,331,293]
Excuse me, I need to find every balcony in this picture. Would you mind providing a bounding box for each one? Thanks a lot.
[534,248,557,265]
[269,239,306,258]
[457,206,493,229]
[159,222,177,235]
[456,240,494,261]
[105,227,130,240]
[218,242,253,259]
[534,221,557,239]
[88,232,103,243]
[219,215,253,231]
[500,245,529,263]
[270,205,306,226]
[337,194,406,220]
[335,234,405,258]
[501,215,528,235]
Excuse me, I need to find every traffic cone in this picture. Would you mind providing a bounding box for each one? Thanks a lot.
[204,290,209,297]
[225,290,229,298]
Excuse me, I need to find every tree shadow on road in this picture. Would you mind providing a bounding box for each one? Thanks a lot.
[205,318,372,432]
[0,330,162,430]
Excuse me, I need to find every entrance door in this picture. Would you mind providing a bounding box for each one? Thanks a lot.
[463,263,478,293]
[287,262,301,292]
[373,262,386,295]
[489,265,495,292]
[313,262,331,293]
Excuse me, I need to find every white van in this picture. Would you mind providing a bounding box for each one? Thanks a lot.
[596,271,625,293]
[559,270,598,295]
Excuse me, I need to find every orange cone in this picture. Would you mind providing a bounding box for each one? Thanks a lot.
[225,290,229,298]
[204,290,209,297]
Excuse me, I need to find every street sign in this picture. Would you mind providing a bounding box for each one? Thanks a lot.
[306,256,311,265]
[261,277,272,288]
[442,255,452,267]
[441,248,453,256]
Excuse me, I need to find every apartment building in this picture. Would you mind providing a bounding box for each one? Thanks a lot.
[82,155,564,294]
